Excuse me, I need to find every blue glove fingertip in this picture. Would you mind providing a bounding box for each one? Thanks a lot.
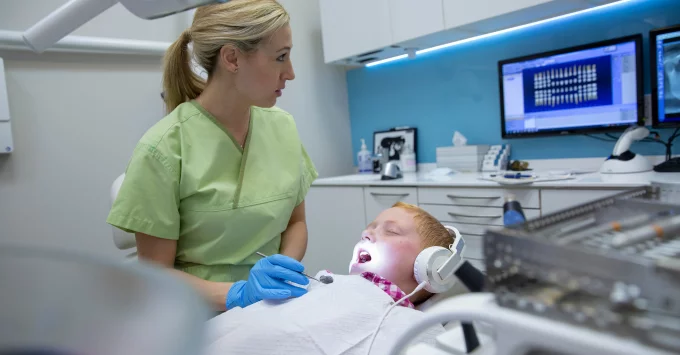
[288,285,307,298]
[226,280,247,310]
[268,254,305,272]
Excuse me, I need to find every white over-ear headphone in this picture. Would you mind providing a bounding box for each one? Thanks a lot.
[413,226,466,293]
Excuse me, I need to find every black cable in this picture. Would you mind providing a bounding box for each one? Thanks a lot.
[584,130,679,160]
[583,133,617,142]
[454,261,486,353]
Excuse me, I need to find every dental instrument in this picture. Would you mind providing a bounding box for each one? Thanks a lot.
[255,251,325,283]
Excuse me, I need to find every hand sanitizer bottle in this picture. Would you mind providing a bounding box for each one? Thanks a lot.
[358,139,372,174]
[400,144,417,173]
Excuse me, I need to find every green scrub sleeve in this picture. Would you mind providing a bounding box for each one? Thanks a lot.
[106,143,181,240]
[296,144,319,206]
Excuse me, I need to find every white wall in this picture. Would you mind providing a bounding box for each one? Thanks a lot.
[0,1,353,258]
[275,0,354,178]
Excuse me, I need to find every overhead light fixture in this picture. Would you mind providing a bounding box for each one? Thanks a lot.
[416,0,634,56]
[365,54,408,68]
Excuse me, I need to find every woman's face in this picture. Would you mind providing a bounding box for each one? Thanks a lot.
[235,24,296,107]
[349,207,422,294]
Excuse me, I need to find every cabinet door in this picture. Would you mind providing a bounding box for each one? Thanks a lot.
[303,186,367,274]
[541,189,626,216]
[389,0,445,43]
[319,0,393,63]
[442,0,552,29]
[364,187,418,224]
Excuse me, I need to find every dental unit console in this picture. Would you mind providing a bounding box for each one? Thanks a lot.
[21,0,229,53]
[392,187,680,355]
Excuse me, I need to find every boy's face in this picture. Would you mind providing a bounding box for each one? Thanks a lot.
[349,207,422,294]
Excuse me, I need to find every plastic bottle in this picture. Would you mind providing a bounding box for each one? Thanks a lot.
[357,139,372,174]
[503,194,526,227]
[400,144,417,173]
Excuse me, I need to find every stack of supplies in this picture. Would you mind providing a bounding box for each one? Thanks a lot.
[436,145,490,172]
[481,145,511,172]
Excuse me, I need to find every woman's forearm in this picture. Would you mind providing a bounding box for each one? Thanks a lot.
[169,269,233,311]
[280,220,308,261]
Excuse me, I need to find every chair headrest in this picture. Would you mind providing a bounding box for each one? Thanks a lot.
[110,173,136,250]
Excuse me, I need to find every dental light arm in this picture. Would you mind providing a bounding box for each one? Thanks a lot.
[22,0,228,53]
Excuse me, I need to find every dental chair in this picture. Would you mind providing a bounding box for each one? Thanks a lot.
[110,173,137,260]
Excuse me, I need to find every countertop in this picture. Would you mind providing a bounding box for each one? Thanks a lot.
[312,170,680,189]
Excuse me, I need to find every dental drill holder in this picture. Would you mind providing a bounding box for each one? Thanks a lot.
[600,125,653,174]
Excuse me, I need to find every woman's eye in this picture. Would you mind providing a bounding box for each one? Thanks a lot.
[277,54,287,62]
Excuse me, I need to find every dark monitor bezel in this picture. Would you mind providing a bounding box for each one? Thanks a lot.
[498,34,644,139]
[650,24,680,128]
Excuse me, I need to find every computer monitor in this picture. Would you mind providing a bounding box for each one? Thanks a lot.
[498,35,644,138]
[651,24,680,128]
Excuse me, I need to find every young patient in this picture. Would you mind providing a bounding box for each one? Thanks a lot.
[203,202,456,355]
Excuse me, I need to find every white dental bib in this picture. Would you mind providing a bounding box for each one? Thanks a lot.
[203,273,444,355]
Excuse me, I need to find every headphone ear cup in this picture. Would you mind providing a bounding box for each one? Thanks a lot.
[413,246,457,294]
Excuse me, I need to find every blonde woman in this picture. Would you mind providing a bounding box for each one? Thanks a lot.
[107,0,317,312]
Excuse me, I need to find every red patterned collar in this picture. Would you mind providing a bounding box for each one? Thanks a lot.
[316,270,416,309]
[359,272,415,309]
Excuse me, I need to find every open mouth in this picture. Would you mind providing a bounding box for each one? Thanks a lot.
[357,249,372,264]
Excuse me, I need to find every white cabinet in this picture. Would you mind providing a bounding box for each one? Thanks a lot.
[319,0,624,65]
[319,0,393,64]
[541,189,626,215]
[364,187,418,225]
[303,186,366,275]
[389,0,445,44]
[418,187,540,208]
[442,0,552,30]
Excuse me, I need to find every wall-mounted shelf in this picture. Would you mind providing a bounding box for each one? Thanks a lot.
[0,30,170,56]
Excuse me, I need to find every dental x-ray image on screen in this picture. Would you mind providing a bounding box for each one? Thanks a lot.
[662,40,680,116]
[651,25,680,127]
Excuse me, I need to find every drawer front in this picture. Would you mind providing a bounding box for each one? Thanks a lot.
[364,187,418,224]
[461,233,484,260]
[452,223,500,237]
[418,187,540,208]
[420,204,540,226]
[541,189,626,215]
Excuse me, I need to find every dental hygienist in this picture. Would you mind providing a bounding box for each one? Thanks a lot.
[107,0,318,312]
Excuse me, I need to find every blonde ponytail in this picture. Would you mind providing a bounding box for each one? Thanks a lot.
[161,0,290,114]
[162,30,205,113]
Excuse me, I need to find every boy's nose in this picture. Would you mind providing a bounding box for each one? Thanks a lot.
[361,231,375,242]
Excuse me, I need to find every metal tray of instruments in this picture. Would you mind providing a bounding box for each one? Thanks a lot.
[484,186,680,352]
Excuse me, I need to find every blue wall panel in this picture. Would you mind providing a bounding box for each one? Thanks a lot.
[347,0,680,164]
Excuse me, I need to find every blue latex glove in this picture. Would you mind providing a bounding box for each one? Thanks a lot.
[226,254,310,309]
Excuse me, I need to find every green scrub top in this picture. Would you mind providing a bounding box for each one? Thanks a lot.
[107,101,318,283]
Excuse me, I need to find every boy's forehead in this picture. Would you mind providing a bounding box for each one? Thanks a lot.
[378,208,416,227]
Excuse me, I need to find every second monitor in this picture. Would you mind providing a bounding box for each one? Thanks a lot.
[499,35,644,138]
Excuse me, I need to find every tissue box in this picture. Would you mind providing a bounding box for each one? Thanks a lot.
[436,145,490,172]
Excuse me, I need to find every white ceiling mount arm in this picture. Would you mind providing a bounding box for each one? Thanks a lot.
[21,0,229,54]
[22,0,120,53]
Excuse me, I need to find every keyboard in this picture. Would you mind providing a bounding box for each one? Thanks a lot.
[653,157,680,172]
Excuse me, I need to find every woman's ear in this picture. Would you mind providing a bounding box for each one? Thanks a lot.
[219,45,240,73]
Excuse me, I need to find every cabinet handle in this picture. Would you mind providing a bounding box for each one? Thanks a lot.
[448,212,501,219]
[370,192,410,197]
[446,194,501,200]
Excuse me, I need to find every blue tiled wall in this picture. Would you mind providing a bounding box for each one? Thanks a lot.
[347,0,680,164]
